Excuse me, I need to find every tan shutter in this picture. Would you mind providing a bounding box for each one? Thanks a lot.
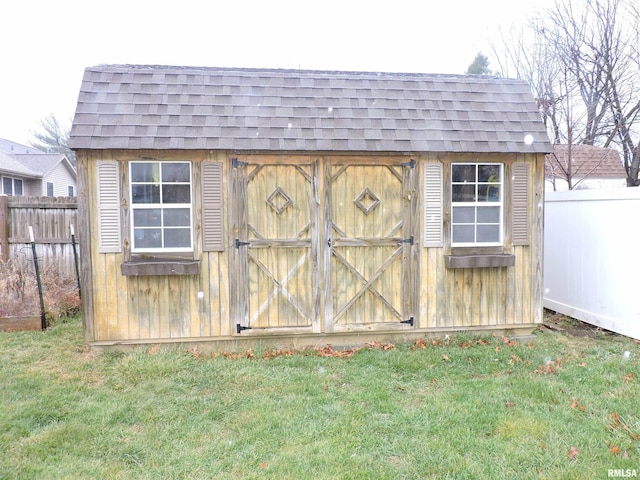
[512,163,530,246]
[96,160,121,253]
[202,162,224,251]
[424,162,443,247]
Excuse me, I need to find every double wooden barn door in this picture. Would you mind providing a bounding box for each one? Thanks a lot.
[232,157,418,334]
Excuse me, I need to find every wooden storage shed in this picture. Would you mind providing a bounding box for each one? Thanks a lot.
[70,65,551,348]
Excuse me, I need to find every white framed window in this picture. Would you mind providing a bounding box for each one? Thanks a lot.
[451,163,503,246]
[68,185,75,197]
[2,176,23,196]
[46,182,54,196]
[130,161,193,253]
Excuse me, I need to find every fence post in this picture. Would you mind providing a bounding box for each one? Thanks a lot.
[0,195,8,262]
[70,224,81,299]
[29,226,47,330]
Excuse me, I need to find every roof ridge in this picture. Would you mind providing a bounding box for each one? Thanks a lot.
[90,64,510,82]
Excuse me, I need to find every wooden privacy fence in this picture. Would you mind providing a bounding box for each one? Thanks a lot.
[544,188,640,340]
[0,195,78,278]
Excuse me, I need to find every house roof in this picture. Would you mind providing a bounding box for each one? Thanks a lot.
[0,152,75,179]
[70,64,552,154]
[0,138,44,155]
[0,152,36,177]
[547,144,626,180]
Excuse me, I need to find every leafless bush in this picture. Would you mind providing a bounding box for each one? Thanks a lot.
[0,255,80,320]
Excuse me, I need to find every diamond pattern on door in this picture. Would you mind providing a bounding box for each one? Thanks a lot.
[241,162,316,329]
[327,163,413,329]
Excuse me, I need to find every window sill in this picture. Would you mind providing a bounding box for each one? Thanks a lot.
[444,254,515,269]
[121,260,200,276]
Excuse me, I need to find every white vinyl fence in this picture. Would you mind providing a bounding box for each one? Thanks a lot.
[544,188,640,340]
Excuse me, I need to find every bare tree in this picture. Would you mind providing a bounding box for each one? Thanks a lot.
[493,0,640,187]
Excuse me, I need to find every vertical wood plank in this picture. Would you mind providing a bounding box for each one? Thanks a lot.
[310,159,321,333]
[78,152,94,341]
[402,159,414,323]
[0,195,9,262]
[236,161,248,332]
[217,152,231,336]
[532,154,545,324]
[198,252,212,337]
[323,158,334,332]
[148,277,162,338]
[105,253,127,339]
[93,254,108,340]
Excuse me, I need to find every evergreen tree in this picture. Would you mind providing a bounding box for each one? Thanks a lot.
[29,114,76,165]
[466,52,491,75]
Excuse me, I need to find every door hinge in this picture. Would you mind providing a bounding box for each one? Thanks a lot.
[236,324,252,334]
[400,317,414,326]
[400,159,415,168]
[400,236,414,245]
[232,158,248,168]
[235,239,250,248]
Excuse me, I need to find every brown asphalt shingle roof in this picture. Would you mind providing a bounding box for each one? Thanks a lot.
[70,64,552,154]
[547,144,626,179]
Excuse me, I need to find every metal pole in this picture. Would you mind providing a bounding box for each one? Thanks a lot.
[70,224,81,299]
[29,226,47,330]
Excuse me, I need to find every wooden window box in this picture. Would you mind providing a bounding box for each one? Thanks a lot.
[121,260,200,276]
[444,254,515,269]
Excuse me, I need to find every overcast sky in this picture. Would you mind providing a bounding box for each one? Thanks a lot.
[1,0,549,145]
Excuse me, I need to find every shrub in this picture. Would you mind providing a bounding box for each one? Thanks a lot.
[0,256,80,321]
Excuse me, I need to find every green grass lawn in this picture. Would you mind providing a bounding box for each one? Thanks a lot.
[1,315,639,479]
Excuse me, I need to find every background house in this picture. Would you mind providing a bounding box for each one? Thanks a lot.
[0,138,76,196]
[545,144,626,190]
[70,65,551,349]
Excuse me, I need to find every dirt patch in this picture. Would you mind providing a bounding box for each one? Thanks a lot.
[542,309,615,339]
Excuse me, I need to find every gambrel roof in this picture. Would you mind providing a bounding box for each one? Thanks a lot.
[70,64,551,154]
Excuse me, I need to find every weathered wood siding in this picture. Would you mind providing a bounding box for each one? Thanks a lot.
[80,150,229,342]
[80,151,544,344]
[419,153,544,330]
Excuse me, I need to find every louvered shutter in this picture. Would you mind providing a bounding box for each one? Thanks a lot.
[424,162,443,247]
[201,162,224,251]
[96,160,121,253]
[512,163,530,246]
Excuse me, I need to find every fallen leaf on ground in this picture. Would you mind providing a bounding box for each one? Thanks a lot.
[568,446,579,460]
[413,338,428,349]
[315,345,359,358]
